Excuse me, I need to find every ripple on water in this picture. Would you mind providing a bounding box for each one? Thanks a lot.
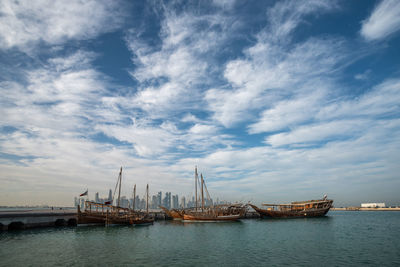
[0,212,400,266]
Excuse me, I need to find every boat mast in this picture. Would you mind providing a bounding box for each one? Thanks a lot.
[201,174,204,211]
[203,180,214,210]
[195,166,198,211]
[146,184,149,214]
[133,184,136,211]
[117,167,122,208]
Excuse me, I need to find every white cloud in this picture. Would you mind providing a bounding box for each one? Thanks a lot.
[260,78,400,147]
[125,8,236,119]
[207,37,345,127]
[212,0,236,10]
[354,69,371,80]
[265,120,365,147]
[265,0,337,43]
[0,0,124,50]
[96,121,181,157]
[203,0,341,128]
[181,113,201,123]
[248,91,325,134]
[0,51,106,133]
[189,124,218,135]
[317,78,400,120]
[361,0,400,41]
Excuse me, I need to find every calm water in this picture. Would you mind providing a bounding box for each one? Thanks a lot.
[1,211,399,266]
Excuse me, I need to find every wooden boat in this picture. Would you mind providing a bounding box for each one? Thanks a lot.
[182,167,246,222]
[130,184,154,225]
[77,201,141,225]
[159,206,183,220]
[77,167,154,226]
[77,202,109,224]
[250,196,333,218]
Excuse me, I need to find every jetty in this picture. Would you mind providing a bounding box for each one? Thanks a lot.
[0,209,77,230]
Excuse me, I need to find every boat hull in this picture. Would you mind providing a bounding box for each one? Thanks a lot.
[160,206,184,219]
[250,204,332,218]
[170,210,183,220]
[182,213,241,222]
[78,206,153,226]
[133,217,154,225]
[77,213,106,225]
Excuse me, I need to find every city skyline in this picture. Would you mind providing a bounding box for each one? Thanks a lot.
[1,0,400,207]
[74,189,219,210]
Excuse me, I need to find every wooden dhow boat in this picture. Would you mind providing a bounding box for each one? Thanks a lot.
[250,196,333,218]
[182,167,246,222]
[159,206,183,220]
[131,183,154,225]
[77,167,154,226]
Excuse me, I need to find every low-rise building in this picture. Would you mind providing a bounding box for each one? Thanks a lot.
[361,203,386,208]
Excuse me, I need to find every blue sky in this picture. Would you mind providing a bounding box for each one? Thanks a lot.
[1,0,400,207]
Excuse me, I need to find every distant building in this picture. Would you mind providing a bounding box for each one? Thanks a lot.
[172,194,179,209]
[181,196,186,208]
[157,191,162,207]
[163,192,171,209]
[120,196,129,208]
[80,198,85,209]
[135,196,140,209]
[361,203,386,208]
[95,192,99,203]
[108,189,112,203]
[152,195,158,209]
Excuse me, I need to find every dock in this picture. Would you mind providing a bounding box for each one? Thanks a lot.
[0,209,77,230]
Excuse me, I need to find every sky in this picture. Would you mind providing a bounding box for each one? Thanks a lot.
[0,0,400,207]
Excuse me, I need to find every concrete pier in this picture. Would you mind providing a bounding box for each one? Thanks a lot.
[0,209,172,230]
[0,209,77,230]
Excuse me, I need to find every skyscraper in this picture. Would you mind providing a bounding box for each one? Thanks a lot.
[163,192,171,209]
[152,195,158,209]
[172,194,179,209]
[181,196,186,208]
[157,191,162,207]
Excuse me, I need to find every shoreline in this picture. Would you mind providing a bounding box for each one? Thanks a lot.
[332,207,400,211]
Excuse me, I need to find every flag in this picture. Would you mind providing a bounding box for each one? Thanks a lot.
[80,189,88,197]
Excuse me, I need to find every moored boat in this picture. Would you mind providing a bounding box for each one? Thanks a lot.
[77,201,145,225]
[182,167,246,222]
[250,196,333,218]
[160,206,183,220]
[77,167,154,226]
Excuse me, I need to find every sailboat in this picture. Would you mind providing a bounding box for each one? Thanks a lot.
[77,167,153,226]
[131,184,154,225]
[181,167,247,222]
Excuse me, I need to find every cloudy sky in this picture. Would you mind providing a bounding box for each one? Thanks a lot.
[1,0,399,207]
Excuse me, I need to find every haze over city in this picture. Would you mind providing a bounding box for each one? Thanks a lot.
[1,0,400,207]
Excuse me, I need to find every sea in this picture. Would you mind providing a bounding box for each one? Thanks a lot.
[1,211,399,266]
